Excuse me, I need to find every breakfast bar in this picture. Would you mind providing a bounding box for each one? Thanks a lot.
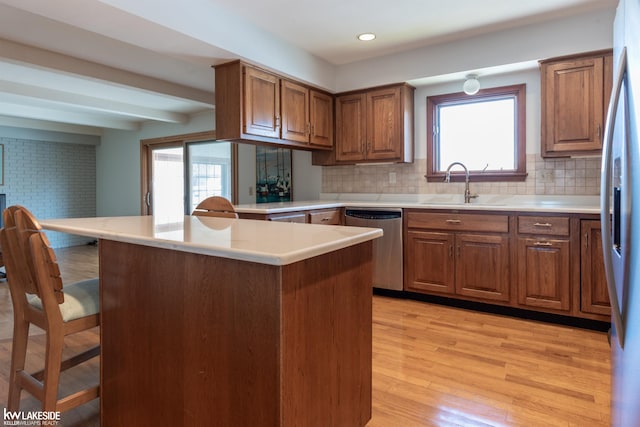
[40,215,382,426]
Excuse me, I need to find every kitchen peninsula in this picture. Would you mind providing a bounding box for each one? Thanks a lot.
[39,215,382,426]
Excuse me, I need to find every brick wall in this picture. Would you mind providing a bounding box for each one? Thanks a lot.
[1,136,96,248]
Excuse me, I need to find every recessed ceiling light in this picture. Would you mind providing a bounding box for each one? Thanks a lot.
[357,33,376,41]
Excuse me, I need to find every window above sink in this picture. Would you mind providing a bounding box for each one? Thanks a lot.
[425,84,528,183]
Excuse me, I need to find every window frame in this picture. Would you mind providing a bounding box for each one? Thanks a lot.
[425,83,527,182]
[140,131,238,216]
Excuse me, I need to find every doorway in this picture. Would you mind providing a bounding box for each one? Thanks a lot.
[141,131,237,219]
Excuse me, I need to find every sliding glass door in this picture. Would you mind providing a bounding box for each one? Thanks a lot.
[187,141,233,214]
[141,132,235,219]
[150,145,185,222]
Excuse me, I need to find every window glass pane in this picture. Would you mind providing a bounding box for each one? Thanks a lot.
[152,147,184,223]
[188,141,232,213]
[438,97,515,172]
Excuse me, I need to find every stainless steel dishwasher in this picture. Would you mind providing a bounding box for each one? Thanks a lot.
[344,208,403,290]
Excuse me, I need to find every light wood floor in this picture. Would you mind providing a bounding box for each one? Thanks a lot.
[0,245,611,426]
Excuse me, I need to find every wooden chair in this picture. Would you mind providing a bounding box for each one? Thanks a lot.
[1,205,100,412]
[192,196,239,218]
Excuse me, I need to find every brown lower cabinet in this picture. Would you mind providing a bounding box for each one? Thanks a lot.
[516,237,571,312]
[404,211,511,302]
[581,220,611,315]
[239,208,343,225]
[404,209,610,322]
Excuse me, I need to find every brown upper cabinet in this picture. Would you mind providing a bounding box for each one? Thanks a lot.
[540,49,613,157]
[214,60,333,150]
[313,83,414,165]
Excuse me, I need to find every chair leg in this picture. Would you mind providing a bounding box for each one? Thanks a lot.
[7,319,30,410]
[42,332,65,411]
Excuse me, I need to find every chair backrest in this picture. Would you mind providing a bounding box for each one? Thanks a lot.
[2,206,39,297]
[1,206,64,305]
[28,231,66,313]
[192,196,239,219]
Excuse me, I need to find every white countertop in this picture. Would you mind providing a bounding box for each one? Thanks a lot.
[235,194,601,215]
[40,215,383,266]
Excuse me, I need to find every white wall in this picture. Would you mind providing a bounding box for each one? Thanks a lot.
[97,110,215,216]
[335,8,614,91]
[413,67,541,160]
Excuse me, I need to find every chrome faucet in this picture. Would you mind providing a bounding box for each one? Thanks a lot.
[444,162,478,203]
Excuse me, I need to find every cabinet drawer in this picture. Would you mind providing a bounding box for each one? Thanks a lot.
[518,216,569,236]
[308,209,342,225]
[267,212,307,223]
[406,212,508,233]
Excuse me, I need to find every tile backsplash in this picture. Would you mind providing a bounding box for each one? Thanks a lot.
[322,154,601,196]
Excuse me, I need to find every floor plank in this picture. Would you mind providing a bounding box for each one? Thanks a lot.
[0,245,611,426]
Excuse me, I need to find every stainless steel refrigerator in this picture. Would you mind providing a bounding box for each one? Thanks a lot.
[600,0,640,425]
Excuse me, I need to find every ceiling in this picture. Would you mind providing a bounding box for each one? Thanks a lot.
[0,0,617,135]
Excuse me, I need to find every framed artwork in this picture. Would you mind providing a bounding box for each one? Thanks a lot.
[256,146,292,203]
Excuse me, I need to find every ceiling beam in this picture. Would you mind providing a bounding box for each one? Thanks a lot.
[0,38,213,105]
[0,102,140,131]
[0,115,105,136]
[0,80,188,123]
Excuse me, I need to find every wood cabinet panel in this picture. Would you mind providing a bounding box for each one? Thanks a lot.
[517,237,571,311]
[99,238,372,426]
[336,94,366,161]
[456,233,510,302]
[308,208,342,225]
[309,90,334,148]
[244,66,280,138]
[540,50,612,157]
[281,80,309,143]
[267,212,307,223]
[581,220,611,316]
[405,230,455,294]
[406,212,509,233]
[367,87,401,160]
[518,215,570,236]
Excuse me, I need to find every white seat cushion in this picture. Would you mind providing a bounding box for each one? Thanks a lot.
[28,278,100,322]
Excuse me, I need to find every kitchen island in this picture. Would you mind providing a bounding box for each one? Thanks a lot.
[40,215,382,427]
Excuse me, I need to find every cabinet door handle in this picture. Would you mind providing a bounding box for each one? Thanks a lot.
[584,232,589,248]
[533,222,552,227]
[445,219,462,224]
[597,124,602,139]
[275,116,281,128]
[534,241,553,246]
[457,246,461,258]
[449,246,453,258]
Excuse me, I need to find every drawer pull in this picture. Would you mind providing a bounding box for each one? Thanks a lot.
[533,222,553,227]
[534,241,553,246]
[321,217,330,222]
[445,219,462,224]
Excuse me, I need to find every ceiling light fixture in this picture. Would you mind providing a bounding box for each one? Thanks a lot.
[463,74,481,95]
[357,33,376,41]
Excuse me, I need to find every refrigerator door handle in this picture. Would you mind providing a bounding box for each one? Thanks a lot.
[601,46,627,348]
